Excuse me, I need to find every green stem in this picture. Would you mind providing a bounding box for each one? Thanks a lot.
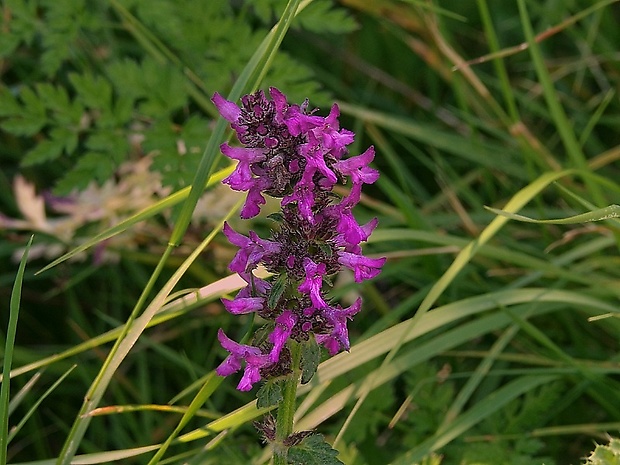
[273,342,302,465]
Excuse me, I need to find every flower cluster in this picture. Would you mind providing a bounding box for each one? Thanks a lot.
[212,88,385,391]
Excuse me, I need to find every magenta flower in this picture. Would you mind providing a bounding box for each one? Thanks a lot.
[222,295,264,315]
[220,144,266,189]
[269,311,298,363]
[320,298,362,354]
[298,258,329,310]
[338,251,386,283]
[212,92,241,124]
[222,222,280,273]
[333,146,379,187]
[216,329,271,391]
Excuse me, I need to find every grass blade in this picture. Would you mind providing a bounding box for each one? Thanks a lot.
[486,204,620,224]
[54,201,241,465]
[1,235,33,465]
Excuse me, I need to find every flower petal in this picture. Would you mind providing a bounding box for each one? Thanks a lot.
[338,251,386,283]
[212,92,241,123]
[269,310,298,362]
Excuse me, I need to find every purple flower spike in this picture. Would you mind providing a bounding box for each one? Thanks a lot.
[214,87,386,390]
[241,183,267,219]
[221,144,266,190]
[311,104,355,157]
[216,329,270,391]
[315,333,341,356]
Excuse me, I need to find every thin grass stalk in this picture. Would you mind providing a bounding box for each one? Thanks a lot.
[333,169,579,445]
[176,286,619,446]
[55,245,175,465]
[476,0,519,122]
[516,0,605,206]
[55,196,242,464]
[0,236,32,465]
[169,0,305,248]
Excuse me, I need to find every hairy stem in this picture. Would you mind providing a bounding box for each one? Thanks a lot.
[273,342,302,465]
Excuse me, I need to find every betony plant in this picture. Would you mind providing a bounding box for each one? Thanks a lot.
[212,87,385,464]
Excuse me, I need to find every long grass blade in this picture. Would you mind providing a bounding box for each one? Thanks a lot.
[1,235,33,465]
[392,375,558,464]
[7,365,76,443]
[486,204,620,224]
[168,0,305,248]
[177,286,618,444]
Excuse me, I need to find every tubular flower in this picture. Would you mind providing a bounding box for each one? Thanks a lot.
[212,88,386,390]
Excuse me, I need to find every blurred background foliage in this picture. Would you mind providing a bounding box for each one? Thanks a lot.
[1,0,620,464]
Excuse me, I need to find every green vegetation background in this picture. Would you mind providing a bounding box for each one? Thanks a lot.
[1,1,620,464]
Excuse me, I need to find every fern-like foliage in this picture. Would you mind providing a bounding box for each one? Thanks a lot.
[584,438,620,465]
[0,0,357,194]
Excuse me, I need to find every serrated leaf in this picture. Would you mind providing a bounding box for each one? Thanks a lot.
[295,0,358,34]
[53,152,116,195]
[287,434,344,465]
[0,87,21,116]
[22,138,65,166]
[85,130,130,164]
[485,204,620,224]
[50,126,79,154]
[256,381,283,409]
[1,86,47,135]
[0,34,20,59]
[300,338,320,384]
[105,58,144,100]
[268,274,288,310]
[35,82,70,113]
[69,72,112,110]
[0,116,46,136]
[20,86,46,116]
[137,58,187,116]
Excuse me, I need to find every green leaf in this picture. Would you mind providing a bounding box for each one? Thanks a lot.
[295,0,358,33]
[35,82,70,113]
[105,58,144,101]
[69,72,112,110]
[1,235,33,464]
[50,126,79,154]
[20,86,46,117]
[256,380,283,409]
[0,87,21,116]
[485,204,620,225]
[287,434,344,465]
[268,274,288,310]
[85,130,130,164]
[0,116,46,136]
[300,338,321,385]
[0,86,47,135]
[22,137,65,166]
[53,152,116,194]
